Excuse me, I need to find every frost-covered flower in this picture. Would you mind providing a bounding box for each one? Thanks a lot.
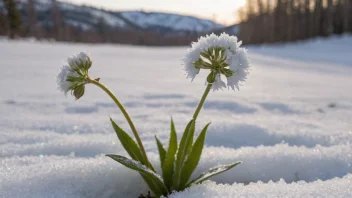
[67,52,92,70]
[182,33,250,91]
[56,52,92,99]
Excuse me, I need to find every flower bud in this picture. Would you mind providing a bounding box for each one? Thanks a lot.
[77,52,92,70]
[73,85,85,100]
[67,52,92,71]
[206,71,216,83]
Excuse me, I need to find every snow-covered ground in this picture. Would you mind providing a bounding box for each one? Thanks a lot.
[1,35,352,197]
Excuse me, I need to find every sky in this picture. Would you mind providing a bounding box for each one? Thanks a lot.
[59,0,246,25]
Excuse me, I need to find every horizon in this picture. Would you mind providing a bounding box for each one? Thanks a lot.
[58,0,246,25]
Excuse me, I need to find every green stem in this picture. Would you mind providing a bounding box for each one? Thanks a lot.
[193,84,212,120]
[88,78,152,170]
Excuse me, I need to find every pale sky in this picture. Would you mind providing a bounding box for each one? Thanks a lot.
[59,0,246,25]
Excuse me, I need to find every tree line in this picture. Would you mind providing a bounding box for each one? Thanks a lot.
[1,0,351,45]
[238,0,352,44]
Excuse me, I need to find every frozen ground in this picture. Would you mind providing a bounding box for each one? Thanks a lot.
[1,35,352,197]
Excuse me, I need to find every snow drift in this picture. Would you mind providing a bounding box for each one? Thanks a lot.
[1,35,352,197]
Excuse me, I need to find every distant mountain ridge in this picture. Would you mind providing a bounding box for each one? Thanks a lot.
[6,0,224,35]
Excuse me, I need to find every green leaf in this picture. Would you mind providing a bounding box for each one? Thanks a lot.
[106,154,167,197]
[174,119,195,189]
[179,123,210,188]
[203,61,213,69]
[200,51,211,60]
[161,118,178,191]
[72,85,85,100]
[155,136,166,167]
[221,68,233,77]
[207,47,213,58]
[186,162,242,188]
[110,118,143,162]
[140,174,164,197]
[214,48,220,59]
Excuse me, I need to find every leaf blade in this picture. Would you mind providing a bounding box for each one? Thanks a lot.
[186,162,242,187]
[155,135,166,167]
[110,118,143,162]
[106,154,167,196]
[174,119,195,189]
[161,118,178,191]
[179,123,210,188]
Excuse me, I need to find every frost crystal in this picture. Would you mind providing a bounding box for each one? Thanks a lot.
[212,74,226,91]
[56,65,77,94]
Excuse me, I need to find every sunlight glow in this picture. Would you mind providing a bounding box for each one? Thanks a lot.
[59,0,246,25]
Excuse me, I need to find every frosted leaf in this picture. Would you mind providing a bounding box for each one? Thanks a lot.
[106,154,163,182]
[187,162,242,186]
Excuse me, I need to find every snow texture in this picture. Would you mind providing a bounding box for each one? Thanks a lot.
[1,35,352,197]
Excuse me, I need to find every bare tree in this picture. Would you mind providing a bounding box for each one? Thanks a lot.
[51,0,63,40]
[304,0,312,38]
[313,0,322,36]
[27,0,38,37]
[0,6,7,35]
[4,0,22,39]
[326,0,333,36]
[343,0,350,32]
[266,0,274,42]
[287,0,295,41]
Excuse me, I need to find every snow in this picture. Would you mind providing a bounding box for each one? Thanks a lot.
[87,9,126,28]
[65,19,92,31]
[18,0,52,11]
[121,11,223,32]
[168,175,352,198]
[14,0,127,29]
[1,35,352,197]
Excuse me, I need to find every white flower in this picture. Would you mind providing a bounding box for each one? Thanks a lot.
[182,33,250,91]
[57,52,92,99]
[56,65,77,94]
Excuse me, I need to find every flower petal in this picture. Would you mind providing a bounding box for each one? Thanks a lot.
[212,74,226,91]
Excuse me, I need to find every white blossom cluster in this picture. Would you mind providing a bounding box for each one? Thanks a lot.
[56,52,91,97]
[183,33,250,91]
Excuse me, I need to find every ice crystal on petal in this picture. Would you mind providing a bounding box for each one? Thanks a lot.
[77,52,92,66]
[67,56,79,69]
[227,48,250,91]
[56,65,77,94]
[212,75,226,91]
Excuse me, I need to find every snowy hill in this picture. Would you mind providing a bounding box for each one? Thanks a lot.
[121,11,222,33]
[7,0,223,35]
[1,35,352,197]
